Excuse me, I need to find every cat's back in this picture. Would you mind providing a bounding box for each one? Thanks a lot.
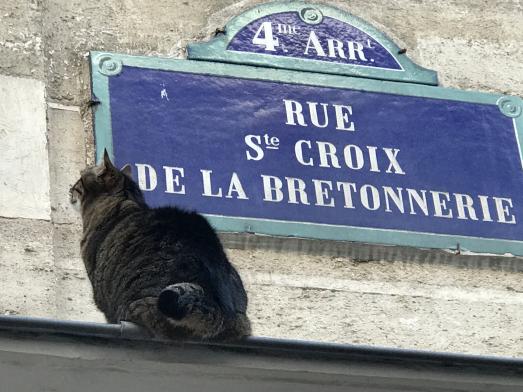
[146,206,223,248]
[146,206,245,313]
[91,204,223,266]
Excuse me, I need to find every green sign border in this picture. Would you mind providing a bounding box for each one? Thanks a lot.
[90,51,523,256]
[187,1,439,85]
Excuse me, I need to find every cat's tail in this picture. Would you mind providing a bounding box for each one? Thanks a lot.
[157,282,238,339]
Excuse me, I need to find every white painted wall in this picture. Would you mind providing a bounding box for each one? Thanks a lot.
[0,75,50,220]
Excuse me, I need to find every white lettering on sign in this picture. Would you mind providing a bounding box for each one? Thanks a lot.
[285,176,310,205]
[245,133,280,161]
[261,175,284,202]
[136,163,157,191]
[347,41,367,61]
[227,172,249,200]
[200,170,249,200]
[327,39,346,59]
[201,169,222,197]
[134,161,517,226]
[293,141,405,175]
[336,182,358,209]
[304,30,368,61]
[313,179,335,207]
[360,184,381,211]
[454,193,478,221]
[295,140,313,166]
[493,197,516,224]
[252,22,279,51]
[131,93,518,234]
[249,19,370,63]
[383,186,405,213]
[478,195,494,222]
[244,135,265,160]
[257,175,516,224]
[277,23,298,35]
[304,30,326,57]
[431,191,453,219]
[283,99,356,131]
[163,166,185,194]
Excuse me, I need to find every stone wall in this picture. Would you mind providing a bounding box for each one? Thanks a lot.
[0,0,522,356]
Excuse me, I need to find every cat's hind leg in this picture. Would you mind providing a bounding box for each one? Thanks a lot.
[123,297,190,340]
[214,313,251,341]
[157,282,225,339]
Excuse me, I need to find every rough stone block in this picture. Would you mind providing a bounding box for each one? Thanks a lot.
[0,1,44,79]
[47,105,86,225]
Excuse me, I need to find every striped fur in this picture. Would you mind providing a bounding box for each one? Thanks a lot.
[71,152,250,340]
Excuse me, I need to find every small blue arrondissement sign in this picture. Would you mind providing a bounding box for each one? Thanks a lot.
[91,2,523,256]
[227,11,401,70]
[187,1,437,84]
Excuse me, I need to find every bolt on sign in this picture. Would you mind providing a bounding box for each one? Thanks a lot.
[91,1,523,256]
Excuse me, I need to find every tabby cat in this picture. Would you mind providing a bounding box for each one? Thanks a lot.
[70,151,251,340]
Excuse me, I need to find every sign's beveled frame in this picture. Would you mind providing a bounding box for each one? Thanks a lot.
[90,50,523,256]
[187,1,438,85]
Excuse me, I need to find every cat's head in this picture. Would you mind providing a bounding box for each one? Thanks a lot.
[70,150,146,208]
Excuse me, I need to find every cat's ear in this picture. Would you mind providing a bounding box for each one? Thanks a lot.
[102,149,117,171]
[98,149,117,180]
[120,164,132,178]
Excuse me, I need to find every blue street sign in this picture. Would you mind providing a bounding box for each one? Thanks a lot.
[90,52,523,256]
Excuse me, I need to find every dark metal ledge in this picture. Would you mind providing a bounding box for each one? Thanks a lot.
[0,315,522,392]
[0,315,522,368]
